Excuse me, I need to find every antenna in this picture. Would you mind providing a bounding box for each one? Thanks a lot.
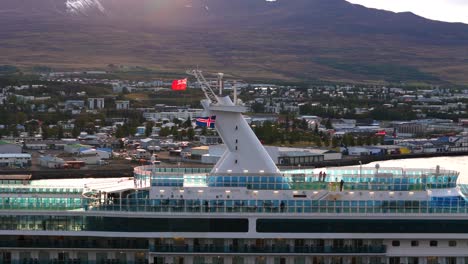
[217,72,224,96]
[186,69,219,104]
[233,81,238,106]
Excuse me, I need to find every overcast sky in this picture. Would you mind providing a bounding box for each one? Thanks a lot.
[346,0,468,24]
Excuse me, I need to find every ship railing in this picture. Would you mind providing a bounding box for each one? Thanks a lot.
[139,171,458,190]
[0,186,82,195]
[0,196,86,211]
[88,198,468,215]
[135,165,459,180]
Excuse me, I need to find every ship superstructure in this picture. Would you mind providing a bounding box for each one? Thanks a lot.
[0,71,467,264]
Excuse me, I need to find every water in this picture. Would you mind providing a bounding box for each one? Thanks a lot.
[364,156,468,183]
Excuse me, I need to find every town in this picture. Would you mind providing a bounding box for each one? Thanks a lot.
[0,70,467,175]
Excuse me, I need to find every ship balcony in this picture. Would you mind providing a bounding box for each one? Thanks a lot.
[149,244,386,255]
[0,239,148,250]
[91,198,468,215]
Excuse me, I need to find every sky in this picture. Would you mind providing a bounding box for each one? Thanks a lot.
[346,0,468,24]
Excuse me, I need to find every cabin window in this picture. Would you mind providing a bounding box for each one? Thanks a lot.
[430,241,438,247]
[235,160,238,164]
[449,241,457,247]
[235,139,238,144]
[235,126,238,130]
[411,241,419,247]
[391,241,400,247]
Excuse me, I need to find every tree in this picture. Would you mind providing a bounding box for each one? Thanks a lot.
[300,119,308,130]
[115,125,124,138]
[72,126,80,138]
[187,128,195,140]
[325,119,333,130]
[57,126,64,139]
[170,126,179,138]
[357,137,364,146]
[173,118,182,125]
[41,125,49,139]
[145,121,154,137]
[331,137,339,148]
[250,102,265,113]
[323,135,330,147]
[342,135,349,147]
[159,127,171,137]
[285,115,290,130]
[313,136,322,147]
[372,136,379,146]
[183,118,192,128]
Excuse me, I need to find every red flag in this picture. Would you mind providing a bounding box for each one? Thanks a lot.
[172,78,187,91]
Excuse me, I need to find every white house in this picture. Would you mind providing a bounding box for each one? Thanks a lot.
[88,98,105,110]
[80,149,111,160]
[76,150,103,165]
[39,155,66,169]
[115,100,130,110]
[140,138,160,149]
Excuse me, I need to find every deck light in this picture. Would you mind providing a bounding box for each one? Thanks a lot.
[253,190,258,194]
[159,190,165,193]
[369,192,374,195]
[349,192,354,195]
[409,192,414,195]
[225,190,231,193]
[293,191,298,194]
[274,190,279,194]
[227,170,232,173]
[198,190,204,193]
[243,170,249,173]
[389,192,395,195]
[179,190,185,193]
[313,191,318,194]
[259,170,265,173]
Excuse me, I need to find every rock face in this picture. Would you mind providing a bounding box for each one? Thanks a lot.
[1,0,468,83]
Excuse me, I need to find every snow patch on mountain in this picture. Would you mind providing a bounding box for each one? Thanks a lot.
[66,0,105,15]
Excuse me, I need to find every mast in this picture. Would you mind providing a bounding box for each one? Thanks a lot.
[187,69,280,175]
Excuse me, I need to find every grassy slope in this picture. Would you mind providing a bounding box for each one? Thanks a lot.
[1,17,468,85]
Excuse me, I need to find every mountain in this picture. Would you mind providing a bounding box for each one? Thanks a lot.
[2,0,468,84]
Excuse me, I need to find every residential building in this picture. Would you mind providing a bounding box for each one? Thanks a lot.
[0,154,32,167]
[115,100,130,110]
[88,98,105,110]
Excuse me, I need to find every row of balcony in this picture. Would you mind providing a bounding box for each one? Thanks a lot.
[0,240,147,249]
[149,245,386,254]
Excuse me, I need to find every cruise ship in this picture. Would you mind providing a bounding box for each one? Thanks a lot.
[1,70,467,264]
